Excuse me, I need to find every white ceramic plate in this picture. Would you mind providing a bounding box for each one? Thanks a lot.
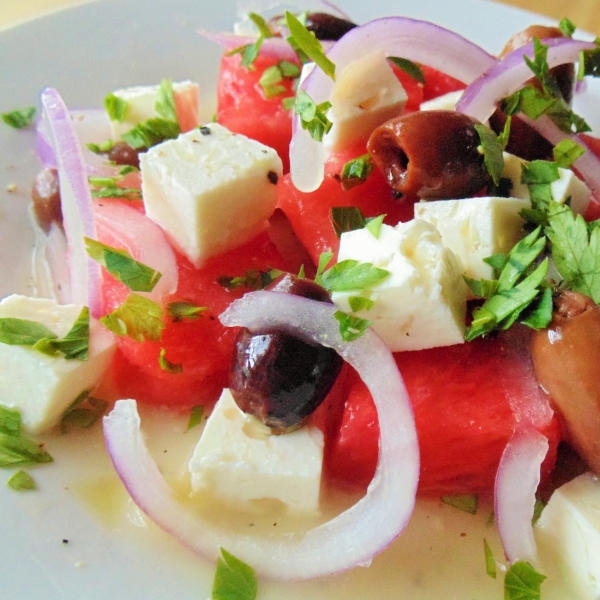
[0,1,594,598]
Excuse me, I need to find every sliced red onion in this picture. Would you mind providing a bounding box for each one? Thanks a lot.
[495,423,549,565]
[456,37,600,195]
[104,291,419,580]
[200,30,333,62]
[94,201,178,303]
[291,16,497,192]
[41,88,103,317]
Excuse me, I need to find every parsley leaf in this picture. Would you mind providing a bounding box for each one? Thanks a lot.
[0,435,53,468]
[387,56,425,83]
[441,494,479,515]
[0,318,57,346]
[187,406,204,431]
[258,65,287,98]
[167,302,208,322]
[1,107,36,129]
[319,260,390,292]
[0,406,21,437]
[340,154,374,190]
[553,139,585,168]
[483,539,497,579]
[100,293,164,342]
[521,160,560,212]
[248,12,273,39]
[34,306,90,360]
[348,296,374,312]
[285,11,335,80]
[87,139,115,154]
[475,123,506,186]
[330,206,366,238]
[85,238,162,292]
[365,215,386,239]
[212,548,258,600]
[333,310,373,342]
[159,347,183,374]
[7,469,36,491]
[559,17,576,38]
[546,201,600,303]
[227,37,264,70]
[292,90,332,142]
[104,93,128,122]
[61,390,108,431]
[217,269,282,291]
[314,251,334,284]
[155,79,178,122]
[504,561,546,600]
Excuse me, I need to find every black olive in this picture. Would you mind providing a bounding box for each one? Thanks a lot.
[31,168,62,232]
[107,141,143,168]
[229,274,344,433]
[367,110,491,200]
[305,12,357,41]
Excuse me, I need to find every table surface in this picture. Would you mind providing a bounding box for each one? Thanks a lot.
[1,0,600,34]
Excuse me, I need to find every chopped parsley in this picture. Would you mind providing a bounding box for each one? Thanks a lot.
[317,259,390,292]
[87,139,115,154]
[330,206,367,238]
[387,56,425,83]
[0,406,21,437]
[7,469,36,491]
[340,154,374,190]
[187,406,204,431]
[85,238,162,292]
[348,296,374,312]
[0,406,53,468]
[61,390,108,431]
[292,89,333,142]
[167,302,208,322]
[248,12,274,39]
[333,310,373,342]
[100,293,164,342]
[1,107,36,129]
[159,347,183,374]
[559,17,576,38]
[553,139,585,168]
[475,120,510,186]
[104,93,128,122]
[88,175,142,200]
[483,539,497,579]
[441,494,479,515]
[212,547,258,600]
[258,60,299,99]
[504,561,546,600]
[217,269,283,291]
[0,308,90,361]
[285,11,336,80]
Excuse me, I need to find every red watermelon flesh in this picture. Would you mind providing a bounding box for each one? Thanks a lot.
[326,329,561,496]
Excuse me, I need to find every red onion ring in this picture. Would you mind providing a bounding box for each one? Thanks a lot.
[104,291,419,580]
[41,88,103,317]
[456,38,600,194]
[291,16,497,192]
[494,423,549,564]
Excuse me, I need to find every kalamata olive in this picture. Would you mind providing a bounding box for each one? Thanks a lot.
[304,12,357,41]
[531,291,600,474]
[107,141,142,168]
[490,26,575,161]
[367,111,492,200]
[31,168,62,232]
[229,274,344,433]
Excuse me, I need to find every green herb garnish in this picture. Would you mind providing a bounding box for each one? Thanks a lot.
[34,306,90,361]
[7,469,36,491]
[100,293,164,342]
[248,12,273,39]
[159,347,183,374]
[285,11,335,80]
[104,93,128,122]
[167,302,208,322]
[212,548,258,600]
[504,561,546,600]
[61,390,108,431]
[340,154,374,190]
[333,311,373,342]
[87,139,115,154]
[217,269,282,291]
[85,238,162,292]
[0,406,21,437]
[553,139,585,168]
[292,89,333,142]
[0,318,57,347]
[348,296,374,312]
[330,206,366,238]
[559,17,576,38]
[475,123,508,186]
[387,57,425,83]
[318,260,390,292]
[187,406,204,431]
[0,435,53,468]
[483,539,497,578]
[1,107,36,129]
[441,494,479,515]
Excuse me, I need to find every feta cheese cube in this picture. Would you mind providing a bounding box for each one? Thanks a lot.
[324,51,407,154]
[414,196,530,281]
[331,220,467,351]
[140,123,282,266]
[419,90,464,112]
[536,473,600,600]
[502,152,591,215]
[188,389,324,513]
[108,80,199,138]
[0,295,116,434]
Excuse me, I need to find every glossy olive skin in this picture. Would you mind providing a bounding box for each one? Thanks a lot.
[532,291,600,474]
[229,274,344,433]
[367,111,491,200]
[32,168,62,232]
[491,25,575,161]
[305,12,357,41]
[108,141,143,168]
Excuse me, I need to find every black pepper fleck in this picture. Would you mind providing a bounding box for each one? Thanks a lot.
[199,126,211,136]
[460,532,466,537]
[62,539,69,544]
[267,171,279,185]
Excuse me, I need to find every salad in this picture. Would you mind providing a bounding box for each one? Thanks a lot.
[1,1,600,593]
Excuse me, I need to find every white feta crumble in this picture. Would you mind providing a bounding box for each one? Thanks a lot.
[502,152,591,215]
[108,80,199,138]
[0,295,116,434]
[140,123,282,266]
[414,196,530,281]
[331,220,467,352]
[536,472,600,600]
[419,89,464,112]
[324,51,407,154]
[188,389,324,514]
